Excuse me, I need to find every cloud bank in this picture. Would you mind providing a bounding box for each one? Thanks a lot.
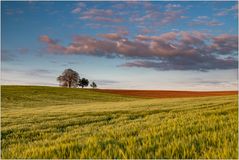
[39,31,238,71]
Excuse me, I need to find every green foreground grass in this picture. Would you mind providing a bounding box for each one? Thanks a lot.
[1,86,238,158]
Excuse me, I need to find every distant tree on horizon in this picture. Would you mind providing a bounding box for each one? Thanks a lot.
[78,78,89,88]
[90,81,97,89]
[57,69,79,88]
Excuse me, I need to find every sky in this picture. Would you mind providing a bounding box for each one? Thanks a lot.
[1,1,238,91]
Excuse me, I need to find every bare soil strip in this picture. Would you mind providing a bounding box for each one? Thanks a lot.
[96,89,238,98]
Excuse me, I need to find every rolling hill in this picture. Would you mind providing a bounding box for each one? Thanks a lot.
[1,86,238,158]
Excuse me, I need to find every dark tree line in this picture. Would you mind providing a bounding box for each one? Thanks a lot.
[57,69,97,88]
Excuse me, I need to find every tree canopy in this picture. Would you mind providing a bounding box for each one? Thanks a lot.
[57,69,97,89]
[57,69,79,88]
[90,81,97,89]
[78,78,89,88]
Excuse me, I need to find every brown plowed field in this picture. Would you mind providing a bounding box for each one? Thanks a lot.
[96,89,238,98]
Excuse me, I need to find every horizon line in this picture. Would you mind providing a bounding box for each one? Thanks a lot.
[1,84,238,92]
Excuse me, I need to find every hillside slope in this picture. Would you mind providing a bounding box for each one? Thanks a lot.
[1,86,137,109]
[1,86,238,158]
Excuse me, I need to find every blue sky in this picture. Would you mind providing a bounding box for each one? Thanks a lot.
[1,1,238,90]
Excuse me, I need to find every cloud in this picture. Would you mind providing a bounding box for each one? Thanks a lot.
[3,8,24,15]
[160,10,185,25]
[114,26,129,35]
[1,68,55,86]
[190,20,223,27]
[165,4,181,10]
[135,32,178,42]
[1,49,15,61]
[96,80,119,86]
[130,9,185,25]
[119,56,237,71]
[99,33,123,41]
[39,35,66,53]
[71,2,86,14]
[1,54,15,62]
[193,80,236,85]
[39,35,57,44]
[112,3,126,9]
[78,8,123,23]
[139,28,154,34]
[92,17,123,23]
[17,48,29,54]
[72,8,81,14]
[197,16,209,19]
[210,34,238,54]
[1,78,58,86]
[216,4,238,17]
[83,8,113,17]
[76,2,86,8]
[71,2,186,26]
[3,68,53,76]
[39,31,238,71]
[28,69,52,76]
[189,16,224,26]
[1,48,29,62]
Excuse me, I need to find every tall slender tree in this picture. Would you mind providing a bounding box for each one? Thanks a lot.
[90,81,97,89]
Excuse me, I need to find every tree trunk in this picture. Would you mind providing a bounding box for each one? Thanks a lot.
[69,81,71,88]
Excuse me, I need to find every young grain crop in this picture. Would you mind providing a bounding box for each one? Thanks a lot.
[1,86,238,158]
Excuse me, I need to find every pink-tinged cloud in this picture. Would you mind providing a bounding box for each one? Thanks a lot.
[83,9,113,16]
[39,31,238,71]
[210,34,238,54]
[114,26,129,35]
[99,33,123,41]
[94,17,123,23]
[39,35,57,44]
[179,31,207,45]
[39,35,65,53]
[139,28,153,34]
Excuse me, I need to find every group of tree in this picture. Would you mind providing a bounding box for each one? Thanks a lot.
[57,69,97,88]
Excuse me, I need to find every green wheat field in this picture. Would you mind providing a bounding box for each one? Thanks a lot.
[1,86,238,159]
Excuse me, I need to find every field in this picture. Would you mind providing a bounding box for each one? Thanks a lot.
[1,86,238,159]
[96,89,237,98]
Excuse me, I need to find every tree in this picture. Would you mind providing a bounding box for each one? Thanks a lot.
[57,69,79,88]
[90,81,97,89]
[78,78,89,88]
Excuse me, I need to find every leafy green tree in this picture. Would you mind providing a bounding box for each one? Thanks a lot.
[78,78,89,88]
[57,69,79,88]
[90,81,97,89]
